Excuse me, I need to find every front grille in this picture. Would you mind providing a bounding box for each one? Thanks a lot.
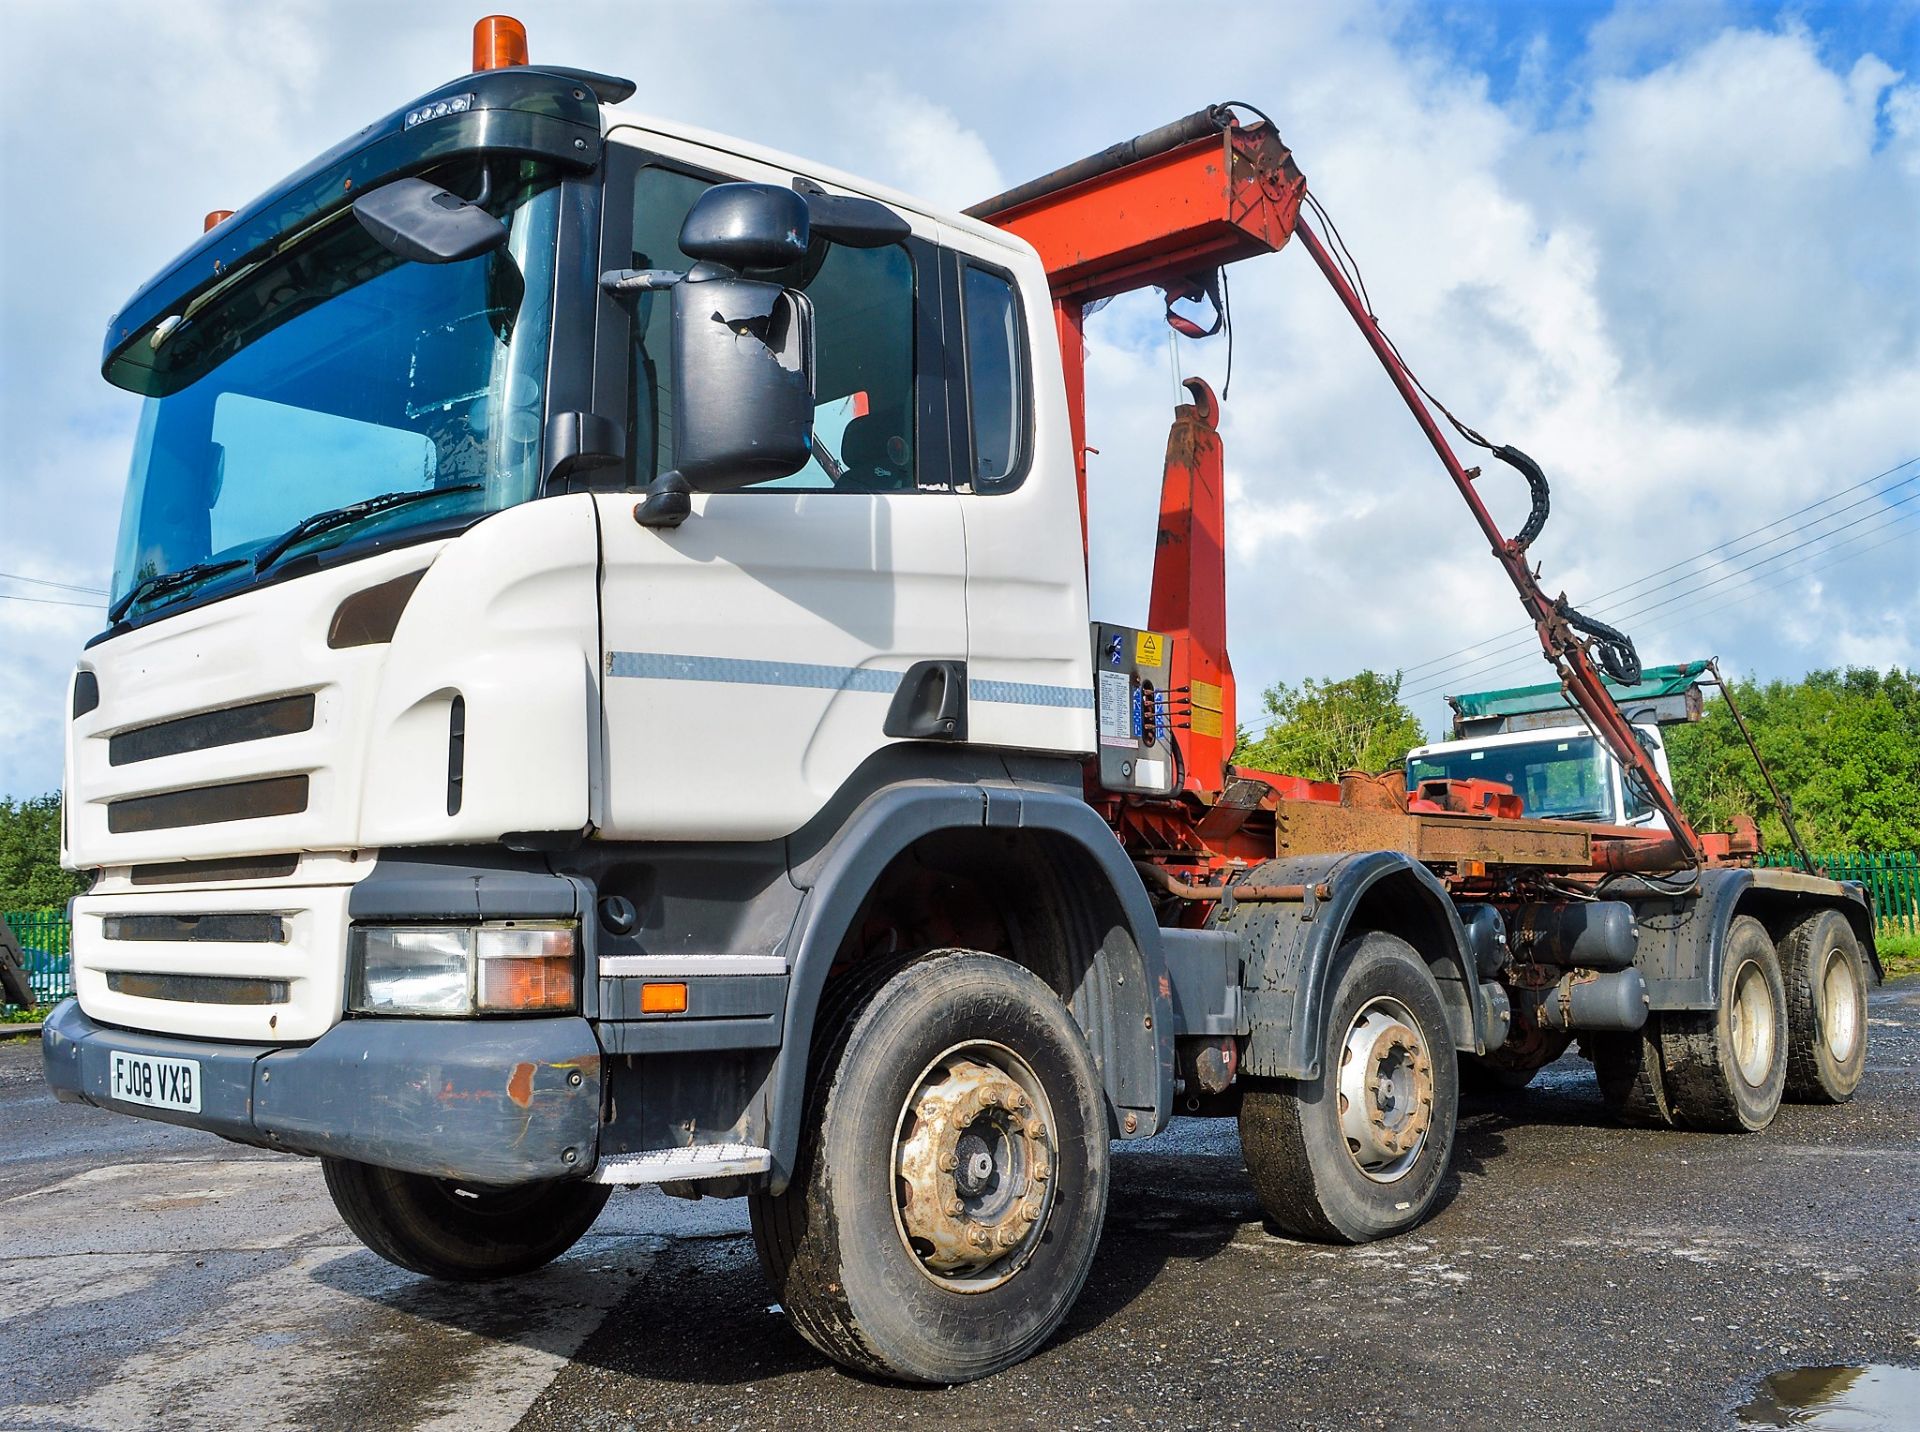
[131,854,301,886]
[109,694,315,767]
[106,971,290,1005]
[103,913,287,943]
[107,775,309,834]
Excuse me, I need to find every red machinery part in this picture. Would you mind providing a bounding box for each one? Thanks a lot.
[971,106,1704,871]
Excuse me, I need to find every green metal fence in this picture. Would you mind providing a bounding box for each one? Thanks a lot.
[1756,850,1920,935]
[2,911,72,1008]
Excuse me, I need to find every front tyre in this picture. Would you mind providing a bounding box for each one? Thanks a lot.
[1778,908,1869,1103]
[321,1157,610,1281]
[750,950,1109,1385]
[1238,931,1459,1244]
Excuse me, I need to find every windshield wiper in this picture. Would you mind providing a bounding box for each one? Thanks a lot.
[108,558,249,623]
[253,484,482,575]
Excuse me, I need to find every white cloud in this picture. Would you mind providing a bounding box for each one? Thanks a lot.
[1,0,1914,793]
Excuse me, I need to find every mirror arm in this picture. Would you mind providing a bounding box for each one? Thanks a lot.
[634,470,692,529]
[599,267,684,299]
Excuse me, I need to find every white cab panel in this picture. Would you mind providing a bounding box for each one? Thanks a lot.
[596,490,968,841]
[71,881,354,1042]
[360,495,601,845]
[66,497,602,869]
[943,226,1096,757]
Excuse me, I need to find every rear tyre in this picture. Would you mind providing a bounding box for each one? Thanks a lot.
[1586,1023,1676,1128]
[1660,915,1788,1132]
[1238,931,1458,1244]
[320,1157,610,1281]
[749,950,1109,1385]
[1778,909,1869,1103]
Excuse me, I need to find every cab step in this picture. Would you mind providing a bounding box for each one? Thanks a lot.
[589,1143,771,1184]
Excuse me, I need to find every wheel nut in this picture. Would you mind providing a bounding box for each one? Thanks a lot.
[939,1152,958,1172]
[947,1197,965,1217]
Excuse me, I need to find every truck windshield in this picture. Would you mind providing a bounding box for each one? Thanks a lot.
[107,164,560,622]
[1408,736,1613,821]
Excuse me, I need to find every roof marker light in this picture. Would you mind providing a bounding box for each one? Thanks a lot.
[203,210,234,232]
[404,93,475,128]
[472,14,529,71]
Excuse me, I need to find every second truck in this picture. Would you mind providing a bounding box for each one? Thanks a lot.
[44,17,1880,1383]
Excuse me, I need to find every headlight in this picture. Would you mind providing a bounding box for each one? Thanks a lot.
[349,922,577,1016]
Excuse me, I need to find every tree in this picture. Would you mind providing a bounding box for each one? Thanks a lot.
[0,795,84,912]
[1236,670,1424,782]
[1664,666,1920,853]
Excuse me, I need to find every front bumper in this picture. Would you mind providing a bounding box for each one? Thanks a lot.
[41,998,602,1184]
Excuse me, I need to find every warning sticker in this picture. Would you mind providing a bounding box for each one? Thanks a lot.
[1097,670,1133,747]
[1134,632,1166,669]
[1190,707,1222,738]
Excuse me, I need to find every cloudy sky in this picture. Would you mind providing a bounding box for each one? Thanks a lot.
[1,0,1916,799]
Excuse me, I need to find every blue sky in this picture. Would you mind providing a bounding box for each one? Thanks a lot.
[1,0,1916,798]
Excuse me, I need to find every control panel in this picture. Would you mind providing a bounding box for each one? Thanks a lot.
[1092,621,1177,796]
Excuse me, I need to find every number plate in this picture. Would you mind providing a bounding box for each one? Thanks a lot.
[108,1051,202,1113]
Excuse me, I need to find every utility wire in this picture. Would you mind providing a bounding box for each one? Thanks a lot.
[1405,508,1920,703]
[1400,479,1920,701]
[0,570,109,597]
[1240,499,1920,745]
[0,591,104,609]
[1398,454,1920,679]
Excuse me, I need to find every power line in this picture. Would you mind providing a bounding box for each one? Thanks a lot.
[0,591,104,609]
[1407,508,1920,703]
[1397,454,1920,680]
[1401,481,1920,701]
[0,570,109,597]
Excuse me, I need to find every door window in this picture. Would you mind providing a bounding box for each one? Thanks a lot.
[626,164,918,493]
[960,264,1027,491]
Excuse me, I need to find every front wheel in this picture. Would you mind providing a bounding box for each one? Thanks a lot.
[1238,931,1459,1243]
[750,950,1109,1384]
[321,1158,610,1281]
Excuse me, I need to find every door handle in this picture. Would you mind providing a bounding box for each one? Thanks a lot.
[884,660,968,741]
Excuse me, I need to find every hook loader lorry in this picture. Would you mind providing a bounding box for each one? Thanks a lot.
[44,15,1880,1383]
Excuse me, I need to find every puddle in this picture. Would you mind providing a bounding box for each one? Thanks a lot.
[1735,1364,1920,1429]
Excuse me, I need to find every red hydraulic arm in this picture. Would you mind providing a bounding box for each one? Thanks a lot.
[969,105,1708,865]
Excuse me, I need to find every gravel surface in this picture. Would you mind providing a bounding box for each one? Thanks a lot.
[4,979,1915,1430]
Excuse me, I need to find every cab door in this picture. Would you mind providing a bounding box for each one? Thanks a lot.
[590,133,967,842]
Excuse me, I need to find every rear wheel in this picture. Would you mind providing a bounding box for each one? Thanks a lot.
[321,1157,610,1280]
[750,950,1108,1385]
[1778,909,1869,1103]
[1586,1023,1676,1128]
[1660,915,1788,1132]
[1238,931,1458,1244]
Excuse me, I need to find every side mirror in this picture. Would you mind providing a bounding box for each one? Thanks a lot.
[352,177,508,264]
[629,274,816,528]
[679,183,810,270]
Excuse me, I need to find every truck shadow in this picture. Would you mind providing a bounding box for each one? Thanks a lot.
[305,1072,1633,1393]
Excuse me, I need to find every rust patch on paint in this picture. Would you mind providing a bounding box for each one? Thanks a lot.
[506,1062,536,1108]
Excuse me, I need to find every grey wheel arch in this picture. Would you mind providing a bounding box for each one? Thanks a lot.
[1616,867,1882,1011]
[766,780,1174,1192]
[1215,850,1480,1081]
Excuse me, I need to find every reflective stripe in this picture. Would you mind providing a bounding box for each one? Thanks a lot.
[608,651,900,693]
[608,651,1094,711]
[969,679,1095,709]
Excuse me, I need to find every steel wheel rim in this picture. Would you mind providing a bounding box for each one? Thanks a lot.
[890,1039,1058,1293]
[1819,945,1861,1064]
[1336,995,1434,1184]
[1729,958,1777,1087]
